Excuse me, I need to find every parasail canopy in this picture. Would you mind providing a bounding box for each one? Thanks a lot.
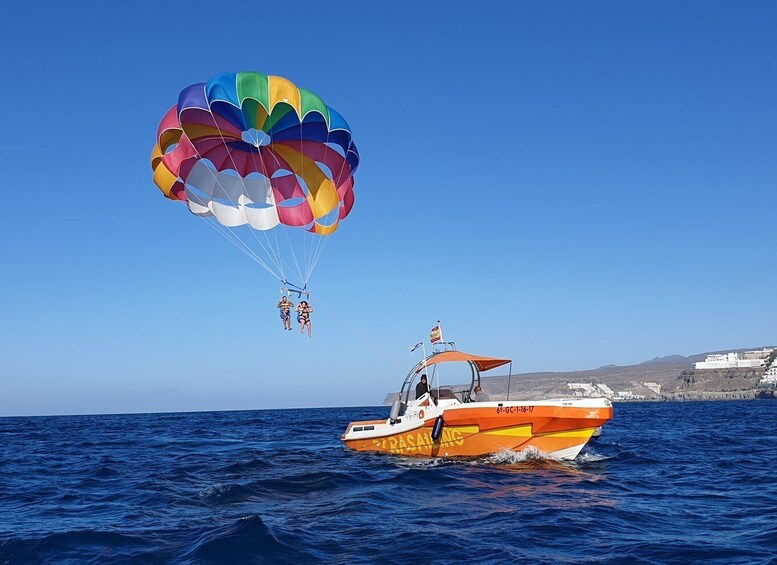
[150,71,359,289]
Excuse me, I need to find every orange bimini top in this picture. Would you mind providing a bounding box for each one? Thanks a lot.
[419,351,511,373]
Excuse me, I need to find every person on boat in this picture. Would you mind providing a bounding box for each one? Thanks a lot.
[296,301,313,337]
[276,296,294,331]
[415,374,430,399]
[471,385,489,402]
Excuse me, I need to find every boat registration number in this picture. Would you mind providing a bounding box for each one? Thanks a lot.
[496,406,534,414]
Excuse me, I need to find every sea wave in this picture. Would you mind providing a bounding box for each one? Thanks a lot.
[1,403,776,563]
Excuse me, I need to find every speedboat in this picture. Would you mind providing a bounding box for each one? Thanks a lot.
[342,350,613,460]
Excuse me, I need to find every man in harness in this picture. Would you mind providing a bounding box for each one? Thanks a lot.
[276,296,294,331]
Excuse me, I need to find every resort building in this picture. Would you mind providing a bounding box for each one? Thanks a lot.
[615,390,646,401]
[759,357,777,387]
[567,382,647,401]
[567,382,610,398]
[644,382,662,394]
[760,369,777,386]
[694,352,768,370]
[742,348,775,360]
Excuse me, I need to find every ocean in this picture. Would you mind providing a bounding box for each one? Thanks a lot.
[1,401,775,564]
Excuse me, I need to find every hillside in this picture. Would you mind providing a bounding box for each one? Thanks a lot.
[663,367,772,400]
[382,347,774,404]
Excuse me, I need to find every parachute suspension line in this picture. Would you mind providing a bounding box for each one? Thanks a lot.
[231,146,288,281]
[200,215,283,281]
[207,110,289,282]
[306,127,358,284]
[267,112,312,288]
[185,147,287,280]
[179,131,286,280]
[315,296,408,370]
[207,222,278,278]
[292,113,332,286]
[302,228,310,283]
[305,227,327,284]
[294,114,317,287]
[300,124,337,285]
[265,109,303,284]
[296,115,307,284]
[245,142,294,283]
[280,222,306,286]
[303,124,332,284]
[306,231,330,285]
[303,232,315,284]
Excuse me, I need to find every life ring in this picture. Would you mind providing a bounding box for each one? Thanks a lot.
[419,410,425,419]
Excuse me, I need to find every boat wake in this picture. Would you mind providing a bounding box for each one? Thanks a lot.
[387,445,612,469]
[576,449,613,463]
[392,456,448,469]
[479,446,555,465]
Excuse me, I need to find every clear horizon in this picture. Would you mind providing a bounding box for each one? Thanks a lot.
[2,1,775,416]
[2,344,773,417]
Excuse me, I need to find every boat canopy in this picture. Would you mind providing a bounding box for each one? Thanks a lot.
[416,351,511,373]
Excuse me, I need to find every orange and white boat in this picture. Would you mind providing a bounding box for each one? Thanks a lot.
[342,350,613,460]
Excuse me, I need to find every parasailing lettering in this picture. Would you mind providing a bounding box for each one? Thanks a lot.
[372,429,465,453]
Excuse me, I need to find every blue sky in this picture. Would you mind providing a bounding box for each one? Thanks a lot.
[1,1,775,416]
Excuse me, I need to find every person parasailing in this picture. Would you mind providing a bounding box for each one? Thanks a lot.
[296,300,313,337]
[277,296,294,331]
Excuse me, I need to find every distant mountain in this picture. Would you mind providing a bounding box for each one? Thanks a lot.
[641,354,687,365]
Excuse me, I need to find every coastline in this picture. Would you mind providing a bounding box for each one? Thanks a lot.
[383,353,775,405]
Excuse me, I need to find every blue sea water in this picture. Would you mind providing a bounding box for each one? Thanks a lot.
[0,401,776,564]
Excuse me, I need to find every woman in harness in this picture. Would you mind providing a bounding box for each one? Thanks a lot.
[276,296,294,331]
[296,301,313,337]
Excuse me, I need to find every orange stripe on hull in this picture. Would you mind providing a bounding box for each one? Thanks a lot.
[442,405,612,432]
[343,424,598,459]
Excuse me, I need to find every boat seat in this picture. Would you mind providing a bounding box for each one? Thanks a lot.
[431,387,456,400]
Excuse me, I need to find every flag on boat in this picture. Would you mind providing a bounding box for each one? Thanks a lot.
[408,342,423,352]
[430,324,442,344]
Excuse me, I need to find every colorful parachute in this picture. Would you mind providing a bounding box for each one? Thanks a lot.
[150,72,359,290]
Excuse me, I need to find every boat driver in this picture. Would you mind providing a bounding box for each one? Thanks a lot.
[415,374,430,399]
[472,385,489,402]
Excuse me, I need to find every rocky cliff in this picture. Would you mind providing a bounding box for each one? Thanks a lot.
[661,367,769,401]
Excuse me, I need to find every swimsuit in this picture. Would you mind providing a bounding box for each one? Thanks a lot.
[277,302,293,320]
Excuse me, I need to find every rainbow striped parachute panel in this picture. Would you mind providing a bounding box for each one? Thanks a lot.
[150,72,359,236]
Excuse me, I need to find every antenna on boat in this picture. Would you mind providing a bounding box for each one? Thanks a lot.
[506,361,513,401]
[423,342,437,396]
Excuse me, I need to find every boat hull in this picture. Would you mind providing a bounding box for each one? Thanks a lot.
[342,400,613,460]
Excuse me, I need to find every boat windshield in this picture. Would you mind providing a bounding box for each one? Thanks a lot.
[399,360,480,405]
[396,351,511,410]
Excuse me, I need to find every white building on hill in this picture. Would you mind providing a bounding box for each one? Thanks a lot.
[743,348,775,360]
[615,390,646,400]
[761,369,777,386]
[694,352,767,370]
[760,356,777,386]
[567,382,615,398]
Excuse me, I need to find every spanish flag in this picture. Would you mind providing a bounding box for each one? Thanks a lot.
[430,324,442,344]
